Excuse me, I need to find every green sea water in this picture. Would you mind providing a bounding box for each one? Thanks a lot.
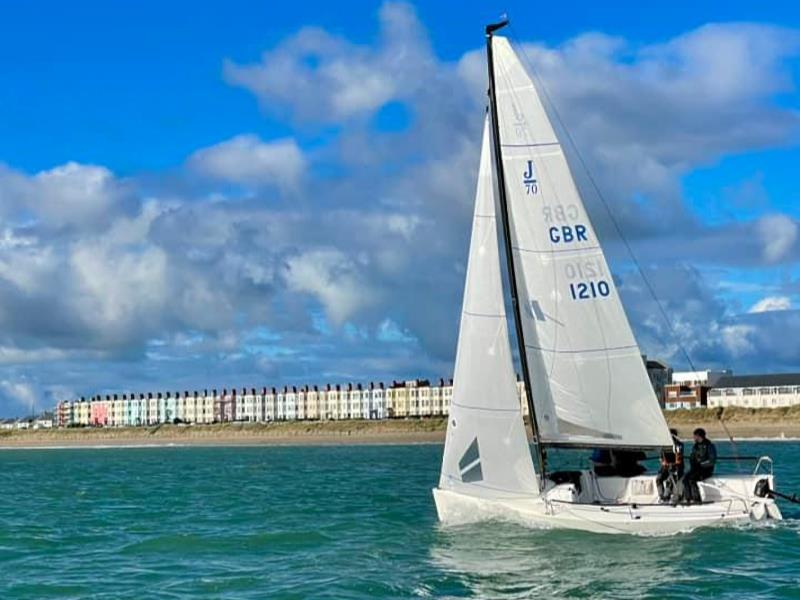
[1,441,798,599]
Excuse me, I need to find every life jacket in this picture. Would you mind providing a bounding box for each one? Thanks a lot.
[661,438,684,467]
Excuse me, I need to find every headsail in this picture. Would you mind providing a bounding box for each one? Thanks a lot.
[490,36,671,448]
[438,117,540,498]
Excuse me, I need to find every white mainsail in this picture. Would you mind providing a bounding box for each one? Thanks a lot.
[438,117,540,499]
[490,36,672,448]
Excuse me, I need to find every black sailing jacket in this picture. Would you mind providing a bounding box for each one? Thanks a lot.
[689,438,717,472]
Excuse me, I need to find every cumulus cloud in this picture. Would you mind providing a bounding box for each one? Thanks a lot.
[224,2,430,123]
[0,161,131,229]
[1,3,800,413]
[188,134,306,189]
[0,380,37,411]
[757,214,799,263]
[749,296,792,313]
[284,248,380,325]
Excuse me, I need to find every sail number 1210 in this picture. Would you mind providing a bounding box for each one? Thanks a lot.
[569,280,611,300]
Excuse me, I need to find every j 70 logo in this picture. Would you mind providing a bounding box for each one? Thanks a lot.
[523,160,538,195]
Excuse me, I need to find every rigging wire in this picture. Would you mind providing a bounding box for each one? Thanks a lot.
[505,24,740,451]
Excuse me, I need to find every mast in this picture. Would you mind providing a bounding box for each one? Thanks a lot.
[485,20,547,482]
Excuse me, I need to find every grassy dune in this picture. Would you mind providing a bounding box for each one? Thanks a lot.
[665,406,800,439]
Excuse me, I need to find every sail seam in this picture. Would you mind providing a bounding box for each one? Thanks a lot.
[512,245,601,255]
[501,142,559,148]
[462,310,505,319]
[525,343,639,354]
[449,401,521,413]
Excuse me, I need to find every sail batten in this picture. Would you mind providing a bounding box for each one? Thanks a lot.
[491,36,672,449]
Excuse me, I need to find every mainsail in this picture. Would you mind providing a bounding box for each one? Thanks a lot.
[438,117,540,499]
[490,36,672,448]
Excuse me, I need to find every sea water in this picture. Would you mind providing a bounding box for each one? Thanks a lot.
[1,441,798,599]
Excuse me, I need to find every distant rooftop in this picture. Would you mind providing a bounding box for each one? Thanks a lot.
[714,373,800,388]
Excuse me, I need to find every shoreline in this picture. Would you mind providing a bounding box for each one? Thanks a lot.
[0,420,448,449]
[2,411,800,448]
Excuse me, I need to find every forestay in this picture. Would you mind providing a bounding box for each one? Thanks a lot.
[438,117,540,499]
[490,36,671,448]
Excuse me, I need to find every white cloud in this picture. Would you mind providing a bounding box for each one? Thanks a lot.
[758,214,798,263]
[720,324,756,357]
[223,2,430,123]
[0,161,128,229]
[284,248,379,325]
[0,380,37,411]
[749,296,792,313]
[188,134,306,189]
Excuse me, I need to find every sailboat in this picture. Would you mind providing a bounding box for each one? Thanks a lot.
[433,21,783,535]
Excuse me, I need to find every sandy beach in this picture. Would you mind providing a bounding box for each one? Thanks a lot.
[3,407,800,448]
[0,419,449,448]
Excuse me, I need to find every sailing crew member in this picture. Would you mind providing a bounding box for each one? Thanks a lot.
[656,429,684,501]
[611,450,646,477]
[591,448,614,476]
[682,428,717,504]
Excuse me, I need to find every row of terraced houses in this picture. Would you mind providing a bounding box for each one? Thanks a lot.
[55,380,531,428]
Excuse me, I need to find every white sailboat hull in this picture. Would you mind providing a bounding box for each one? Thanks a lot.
[433,472,782,535]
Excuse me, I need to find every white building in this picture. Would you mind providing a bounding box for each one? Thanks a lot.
[672,370,731,387]
[285,387,297,421]
[359,384,371,419]
[709,374,800,409]
[296,387,307,421]
[347,384,361,419]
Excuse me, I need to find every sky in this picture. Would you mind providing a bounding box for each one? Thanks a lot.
[1,1,800,415]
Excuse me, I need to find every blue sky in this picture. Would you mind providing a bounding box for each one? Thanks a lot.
[1,1,800,415]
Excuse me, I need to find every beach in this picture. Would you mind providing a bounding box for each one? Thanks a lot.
[3,407,800,448]
[0,419,448,448]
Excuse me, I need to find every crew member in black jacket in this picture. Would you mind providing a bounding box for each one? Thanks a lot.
[682,428,717,504]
